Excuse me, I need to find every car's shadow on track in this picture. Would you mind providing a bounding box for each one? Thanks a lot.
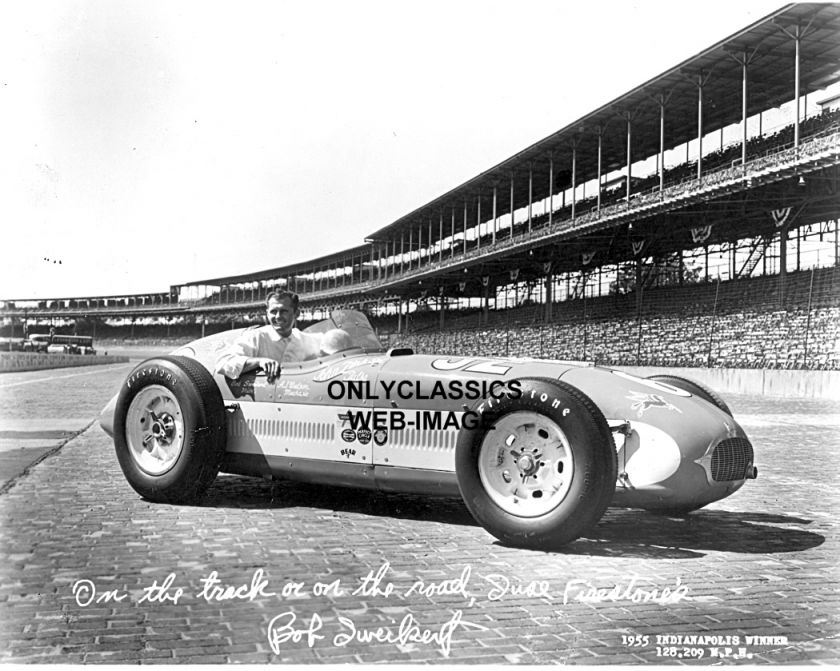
[201,475,824,559]
[564,508,824,559]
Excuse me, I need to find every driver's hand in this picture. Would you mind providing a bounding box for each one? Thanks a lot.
[258,358,280,382]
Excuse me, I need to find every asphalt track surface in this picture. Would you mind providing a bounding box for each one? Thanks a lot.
[0,356,838,664]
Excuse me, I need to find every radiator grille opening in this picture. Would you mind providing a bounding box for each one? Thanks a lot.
[711,437,754,481]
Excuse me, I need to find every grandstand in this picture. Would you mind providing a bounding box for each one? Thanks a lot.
[2,3,839,370]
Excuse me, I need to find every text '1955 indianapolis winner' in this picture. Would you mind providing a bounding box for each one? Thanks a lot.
[100,310,757,550]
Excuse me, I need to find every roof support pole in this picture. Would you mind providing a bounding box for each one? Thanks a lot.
[509,174,515,240]
[428,219,433,263]
[377,246,382,281]
[418,222,423,268]
[775,19,814,154]
[794,27,801,151]
[548,154,554,226]
[625,114,632,203]
[439,213,443,263]
[476,195,481,250]
[463,199,468,255]
[492,186,498,243]
[408,228,413,271]
[696,74,704,180]
[384,242,388,280]
[742,54,748,169]
[596,132,602,214]
[451,209,455,259]
[658,97,666,193]
[571,145,577,221]
[400,232,404,274]
[528,164,533,233]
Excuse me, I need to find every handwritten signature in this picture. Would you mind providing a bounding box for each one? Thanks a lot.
[267,609,486,657]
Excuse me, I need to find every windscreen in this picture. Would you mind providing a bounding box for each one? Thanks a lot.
[303,310,383,353]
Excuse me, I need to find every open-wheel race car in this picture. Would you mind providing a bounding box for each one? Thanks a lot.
[100,310,757,550]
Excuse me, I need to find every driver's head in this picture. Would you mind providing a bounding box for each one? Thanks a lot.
[265,291,300,338]
[319,329,354,356]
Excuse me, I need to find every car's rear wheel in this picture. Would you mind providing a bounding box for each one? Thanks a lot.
[646,374,732,416]
[455,378,617,550]
[114,356,226,503]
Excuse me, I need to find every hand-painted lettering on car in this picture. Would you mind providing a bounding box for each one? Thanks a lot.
[312,357,381,382]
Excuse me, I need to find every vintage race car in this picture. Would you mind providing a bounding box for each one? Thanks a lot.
[100,310,757,549]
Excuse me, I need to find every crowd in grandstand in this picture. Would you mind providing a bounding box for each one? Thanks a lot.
[394,268,840,371]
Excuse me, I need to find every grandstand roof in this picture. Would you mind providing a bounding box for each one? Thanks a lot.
[366,2,840,241]
[179,243,372,288]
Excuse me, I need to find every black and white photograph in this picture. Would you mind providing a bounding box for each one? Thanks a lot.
[1,0,838,665]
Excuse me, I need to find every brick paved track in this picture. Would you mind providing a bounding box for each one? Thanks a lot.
[0,365,838,664]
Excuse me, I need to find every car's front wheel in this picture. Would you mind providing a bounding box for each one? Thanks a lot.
[455,378,617,550]
[113,356,226,503]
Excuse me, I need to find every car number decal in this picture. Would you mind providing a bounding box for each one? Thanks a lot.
[611,370,691,397]
[431,358,511,375]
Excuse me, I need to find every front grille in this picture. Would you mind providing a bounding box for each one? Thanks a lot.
[711,437,754,481]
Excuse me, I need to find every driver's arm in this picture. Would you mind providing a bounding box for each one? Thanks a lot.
[215,330,279,381]
[238,356,280,381]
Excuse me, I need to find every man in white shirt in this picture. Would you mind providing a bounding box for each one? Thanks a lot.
[215,291,321,381]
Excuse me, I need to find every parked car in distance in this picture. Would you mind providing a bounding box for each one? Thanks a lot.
[24,334,96,354]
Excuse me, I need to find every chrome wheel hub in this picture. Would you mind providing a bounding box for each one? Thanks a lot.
[125,385,184,475]
[477,411,574,517]
[515,453,539,476]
